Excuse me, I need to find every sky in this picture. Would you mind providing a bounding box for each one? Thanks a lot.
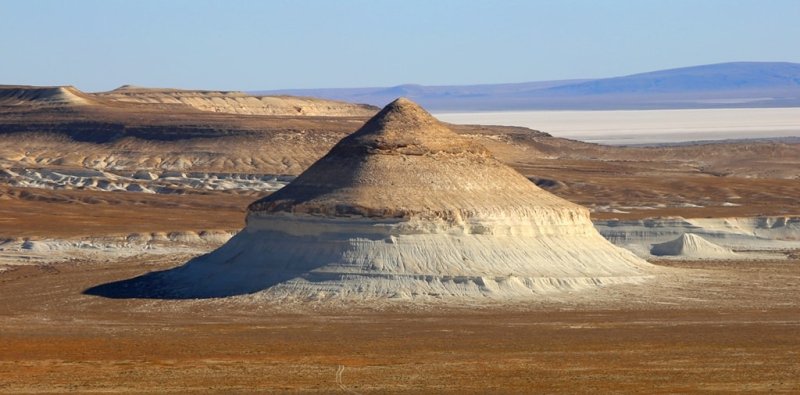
[2,0,799,92]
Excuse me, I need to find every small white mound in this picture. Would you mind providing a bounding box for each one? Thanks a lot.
[650,233,738,259]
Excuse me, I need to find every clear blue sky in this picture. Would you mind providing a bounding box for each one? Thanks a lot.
[2,0,799,91]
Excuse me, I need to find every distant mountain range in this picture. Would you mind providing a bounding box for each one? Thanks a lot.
[253,62,800,111]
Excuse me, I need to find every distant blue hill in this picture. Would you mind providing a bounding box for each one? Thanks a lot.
[253,62,800,111]
[544,62,800,94]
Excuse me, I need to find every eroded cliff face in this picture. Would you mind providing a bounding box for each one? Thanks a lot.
[97,86,378,116]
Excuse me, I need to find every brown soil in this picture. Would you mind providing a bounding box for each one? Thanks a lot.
[0,185,251,238]
[0,257,798,393]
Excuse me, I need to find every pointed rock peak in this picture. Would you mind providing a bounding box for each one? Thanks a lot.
[380,97,430,117]
[335,97,487,155]
[386,97,420,109]
[355,97,440,135]
[382,97,428,116]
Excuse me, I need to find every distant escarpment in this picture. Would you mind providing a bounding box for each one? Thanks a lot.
[96,85,378,117]
[0,84,378,143]
[1,84,378,116]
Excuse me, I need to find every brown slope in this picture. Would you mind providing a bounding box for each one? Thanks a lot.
[249,98,581,218]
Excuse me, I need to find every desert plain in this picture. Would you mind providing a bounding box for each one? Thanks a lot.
[0,85,799,393]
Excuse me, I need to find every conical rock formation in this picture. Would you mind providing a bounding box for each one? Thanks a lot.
[89,98,653,302]
[650,233,738,259]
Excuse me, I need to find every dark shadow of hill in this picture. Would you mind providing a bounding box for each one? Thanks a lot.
[83,254,314,299]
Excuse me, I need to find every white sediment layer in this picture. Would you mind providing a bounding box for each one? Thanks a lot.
[595,216,800,258]
[0,167,292,194]
[154,212,653,300]
[0,231,235,266]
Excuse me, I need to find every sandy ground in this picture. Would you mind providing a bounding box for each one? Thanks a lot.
[0,255,798,393]
[436,108,800,144]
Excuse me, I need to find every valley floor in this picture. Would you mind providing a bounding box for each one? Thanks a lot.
[0,256,798,393]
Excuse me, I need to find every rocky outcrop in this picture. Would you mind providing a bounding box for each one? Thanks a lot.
[88,98,653,302]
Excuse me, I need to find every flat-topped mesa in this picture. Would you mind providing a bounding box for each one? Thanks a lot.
[95,85,379,116]
[248,98,583,223]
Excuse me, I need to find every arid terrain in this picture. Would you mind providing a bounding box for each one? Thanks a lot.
[1,257,798,393]
[2,85,799,237]
[1,85,799,392]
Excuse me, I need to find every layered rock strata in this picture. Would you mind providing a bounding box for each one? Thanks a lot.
[94,98,653,300]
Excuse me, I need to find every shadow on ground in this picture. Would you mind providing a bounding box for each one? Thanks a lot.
[83,254,310,299]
